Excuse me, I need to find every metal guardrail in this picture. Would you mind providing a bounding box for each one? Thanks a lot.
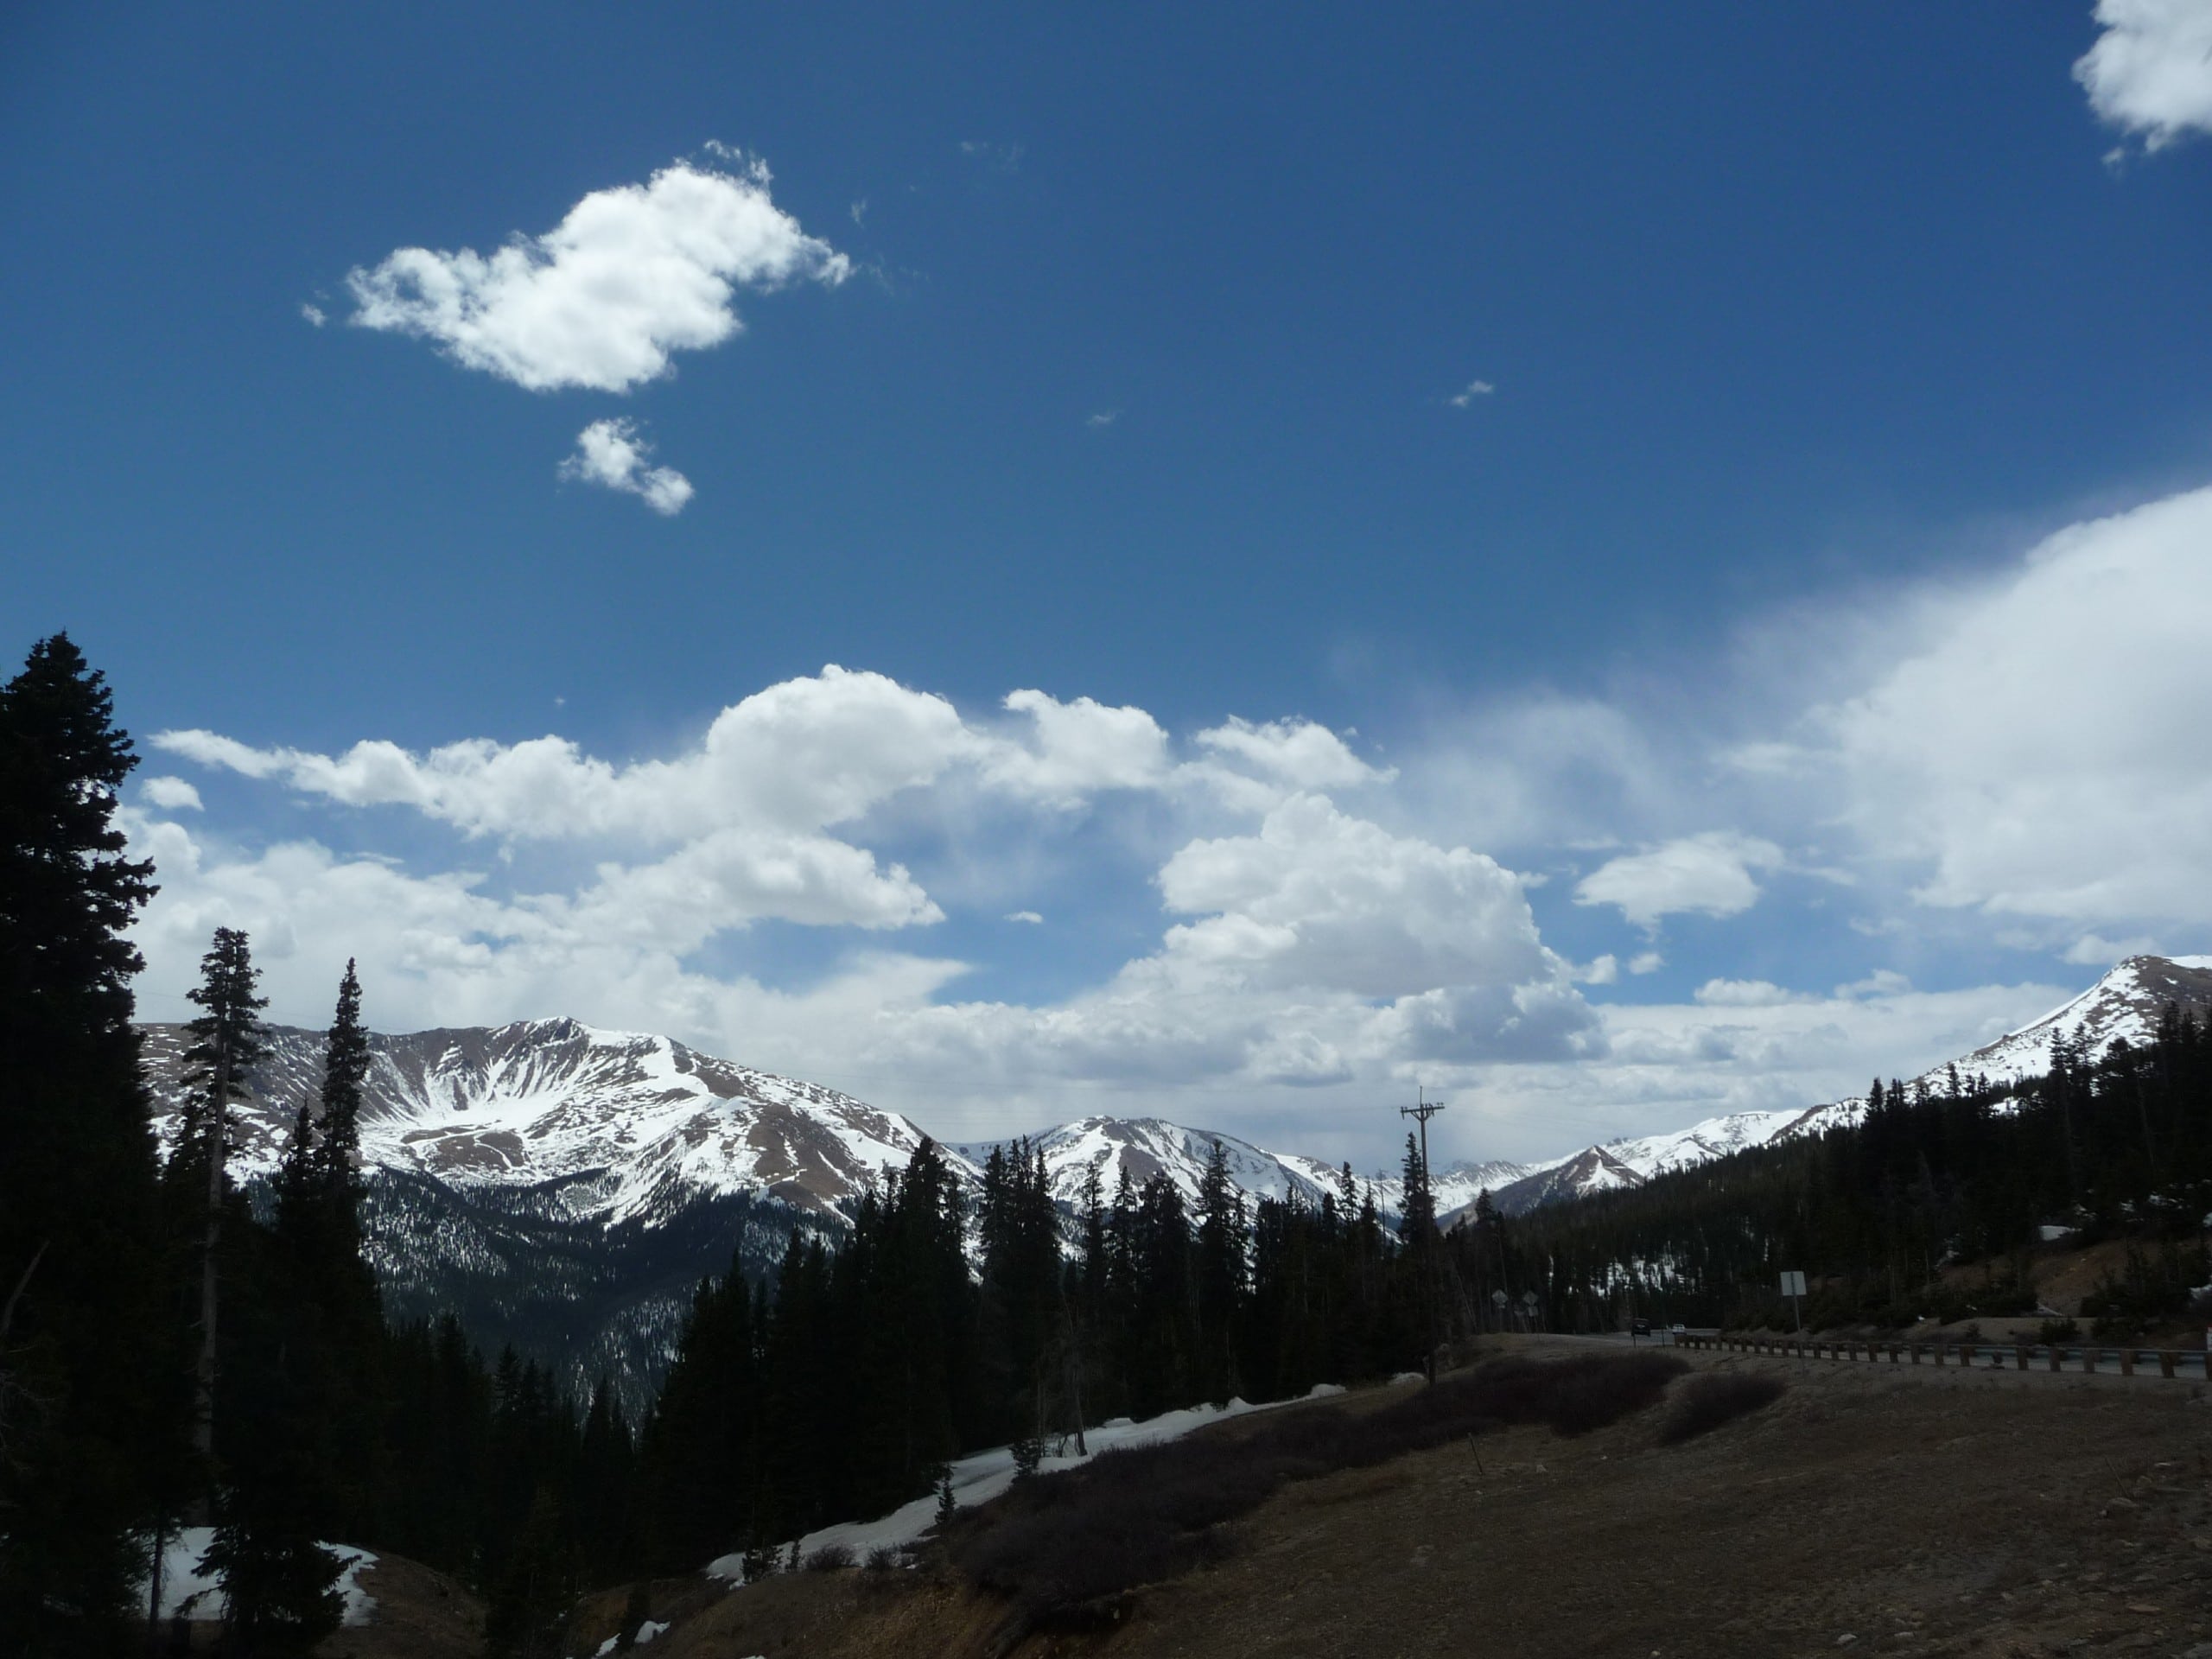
[1684,1332,2212,1380]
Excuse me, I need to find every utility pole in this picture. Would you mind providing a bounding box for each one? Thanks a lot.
[1400,1088,1445,1384]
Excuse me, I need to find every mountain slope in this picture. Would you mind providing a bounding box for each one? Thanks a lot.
[1928,954,2212,1090]
[141,1016,969,1226]
[1470,954,2212,1217]
[141,1018,968,1407]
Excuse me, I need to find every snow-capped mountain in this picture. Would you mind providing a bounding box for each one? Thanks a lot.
[140,1016,968,1228]
[133,954,2211,1402]
[1923,953,2212,1092]
[957,1117,1343,1211]
[1461,954,2212,1217]
[1451,1107,1827,1220]
[959,1115,1529,1224]
[139,1018,977,1409]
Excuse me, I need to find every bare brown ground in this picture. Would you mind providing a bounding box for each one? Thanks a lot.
[1801,1232,2211,1345]
[312,1553,485,1659]
[161,1551,483,1656]
[632,1337,2212,1659]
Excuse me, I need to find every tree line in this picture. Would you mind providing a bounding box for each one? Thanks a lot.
[1503,1019,2212,1334]
[633,1133,1446,1576]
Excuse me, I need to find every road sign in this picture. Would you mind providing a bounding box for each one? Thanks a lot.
[1491,1289,1507,1308]
[1779,1270,1807,1298]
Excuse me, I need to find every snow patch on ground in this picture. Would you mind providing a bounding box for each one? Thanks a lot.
[594,1618,671,1654]
[140,1528,377,1626]
[704,1384,1345,1583]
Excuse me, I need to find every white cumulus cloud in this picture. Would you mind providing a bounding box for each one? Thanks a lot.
[156,665,975,844]
[1573,832,1786,928]
[1448,378,1496,407]
[1805,485,2212,932]
[1155,793,1559,1001]
[985,690,1172,805]
[142,776,203,811]
[345,156,850,393]
[1192,717,1392,794]
[2076,0,2212,152]
[560,418,694,515]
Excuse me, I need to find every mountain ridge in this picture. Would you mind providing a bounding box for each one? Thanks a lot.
[137,952,2212,1402]
[1460,952,2212,1217]
[141,953,2212,1236]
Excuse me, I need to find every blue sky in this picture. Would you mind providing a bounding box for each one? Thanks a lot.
[5,3,2212,1168]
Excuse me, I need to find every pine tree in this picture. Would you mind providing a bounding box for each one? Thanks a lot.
[215,961,386,1637]
[1401,1133,1438,1380]
[575,1378,637,1586]
[175,926,267,1519]
[313,959,369,1206]
[484,1484,575,1659]
[197,1495,344,1656]
[1194,1141,1248,1399]
[0,634,170,1655]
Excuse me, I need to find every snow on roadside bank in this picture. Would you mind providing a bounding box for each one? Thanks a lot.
[138,1528,378,1626]
[706,1382,1353,1584]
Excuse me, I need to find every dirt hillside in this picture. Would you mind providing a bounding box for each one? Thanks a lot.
[617,1337,2212,1659]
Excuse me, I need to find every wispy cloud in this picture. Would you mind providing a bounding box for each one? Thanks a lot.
[849,198,868,226]
[1006,910,1045,925]
[559,418,694,515]
[959,139,1025,175]
[344,153,850,393]
[1447,378,1496,408]
[299,302,327,327]
[1086,410,1120,429]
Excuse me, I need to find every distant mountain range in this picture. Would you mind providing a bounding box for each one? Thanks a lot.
[1440,951,2212,1221]
[139,953,2212,1403]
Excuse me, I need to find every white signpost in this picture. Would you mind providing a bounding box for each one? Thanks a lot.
[1780,1270,1807,1332]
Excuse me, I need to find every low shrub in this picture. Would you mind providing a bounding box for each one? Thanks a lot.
[1656,1372,1785,1446]
[863,1544,905,1572]
[801,1543,855,1573]
[944,1351,1687,1627]
[2037,1317,2079,1345]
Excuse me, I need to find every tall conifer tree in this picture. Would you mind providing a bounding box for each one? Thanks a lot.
[175,925,266,1514]
[0,634,169,1654]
